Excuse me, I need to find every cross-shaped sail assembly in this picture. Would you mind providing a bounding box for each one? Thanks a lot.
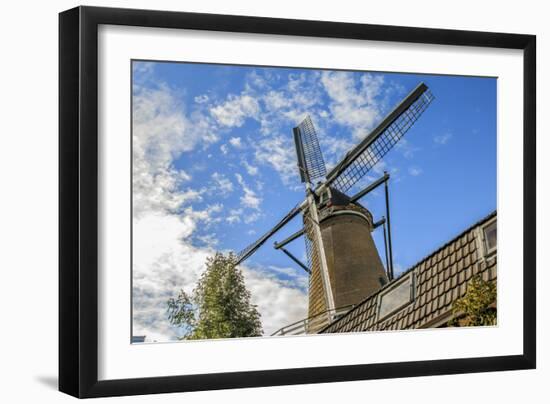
[235,82,434,331]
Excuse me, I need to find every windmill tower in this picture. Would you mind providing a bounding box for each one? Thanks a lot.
[235,83,434,332]
[293,116,388,319]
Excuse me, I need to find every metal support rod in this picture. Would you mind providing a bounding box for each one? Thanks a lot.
[350,172,390,203]
[384,171,394,280]
[373,217,386,230]
[279,247,311,274]
[235,201,305,265]
[274,228,305,250]
[381,218,391,281]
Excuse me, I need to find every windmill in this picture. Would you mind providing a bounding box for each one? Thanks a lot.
[235,82,434,333]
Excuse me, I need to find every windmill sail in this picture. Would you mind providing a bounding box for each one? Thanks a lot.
[326,83,434,193]
[293,115,327,184]
[235,203,303,265]
[303,203,333,318]
[232,81,434,334]
[293,117,335,316]
[234,83,434,269]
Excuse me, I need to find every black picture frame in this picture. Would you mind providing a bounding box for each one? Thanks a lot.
[59,6,536,398]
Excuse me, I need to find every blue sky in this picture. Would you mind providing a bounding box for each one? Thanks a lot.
[131,60,496,341]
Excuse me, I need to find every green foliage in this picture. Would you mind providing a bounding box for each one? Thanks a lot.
[449,275,497,327]
[167,252,263,339]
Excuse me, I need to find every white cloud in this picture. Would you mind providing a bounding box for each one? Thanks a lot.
[264,90,292,111]
[183,203,224,227]
[242,266,308,335]
[194,94,209,104]
[220,144,229,155]
[322,71,367,105]
[132,168,203,219]
[254,135,298,185]
[434,132,453,145]
[229,136,243,148]
[210,94,260,127]
[210,172,234,196]
[242,160,259,176]
[241,190,261,211]
[408,166,423,176]
[132,212,213,341]
[196,233,219,247]
[395,138,420,159]
[246,70,270,89]
[322,136,355,170]
[235,173,262,210]
[133,205,224,342]
[133,84,217,171]
[132,61,155,81]
[321,71,385,140]
[244,212,262,224]
[224,70,401,189]
[372,160,388,175]
[245,71,324,138]
[268,265,304,279]
[132,82,218,218]
[226,208,243,224]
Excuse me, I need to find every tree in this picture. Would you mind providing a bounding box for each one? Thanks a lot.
[167,252,263,339]
[448,275,497,327]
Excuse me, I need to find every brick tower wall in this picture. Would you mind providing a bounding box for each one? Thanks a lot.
[307,204,387,319]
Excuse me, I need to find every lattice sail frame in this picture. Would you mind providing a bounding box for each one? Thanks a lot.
[330,88,434,193]
[293,115,327,184]
[303,206,329,318]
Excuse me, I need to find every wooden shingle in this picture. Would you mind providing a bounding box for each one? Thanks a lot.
[320,212,497,335]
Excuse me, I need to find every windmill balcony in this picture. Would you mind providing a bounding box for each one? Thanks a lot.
[270,305,355,336]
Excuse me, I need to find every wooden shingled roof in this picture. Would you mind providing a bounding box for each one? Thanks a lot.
[321,211,497,334]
